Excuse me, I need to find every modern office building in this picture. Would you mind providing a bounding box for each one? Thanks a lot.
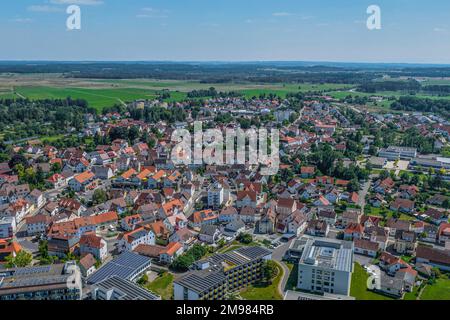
[174,246,271,300]
[0,262,82,300]
[297,237,354,296]
[378,146,417,160]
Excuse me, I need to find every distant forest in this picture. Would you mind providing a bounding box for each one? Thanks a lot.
[2,62,450,84]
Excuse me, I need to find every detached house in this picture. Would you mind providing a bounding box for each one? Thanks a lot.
[69,171,97,192]
[79,233,108,261]
[390,198,415,214]
[118,227,155,252]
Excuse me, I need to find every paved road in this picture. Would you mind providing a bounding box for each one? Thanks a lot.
[271,239,293,295]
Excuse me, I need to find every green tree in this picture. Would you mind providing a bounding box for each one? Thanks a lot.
[5,250,33,268]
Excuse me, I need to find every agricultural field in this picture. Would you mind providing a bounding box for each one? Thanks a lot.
[12,86,157,111]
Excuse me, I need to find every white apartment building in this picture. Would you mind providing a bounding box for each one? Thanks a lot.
[208,182,224,209]
[297,236,354,296]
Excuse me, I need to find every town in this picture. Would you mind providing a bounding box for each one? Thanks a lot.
[0,78,449,301]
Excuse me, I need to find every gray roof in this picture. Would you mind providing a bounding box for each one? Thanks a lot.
[94,275,160,300]
[174,246,271,294]
[87,251,151,284]
[299,237,354,272]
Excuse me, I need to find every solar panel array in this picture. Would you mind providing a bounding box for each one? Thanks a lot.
[87,251,151,284]
[96,276,160,300]
[13,265,52,276]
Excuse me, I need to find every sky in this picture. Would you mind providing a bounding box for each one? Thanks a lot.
[0,0,450,63]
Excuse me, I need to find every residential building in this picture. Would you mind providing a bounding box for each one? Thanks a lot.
[297,237,354,296]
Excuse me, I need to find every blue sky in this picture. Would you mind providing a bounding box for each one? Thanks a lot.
[1,0,450,63]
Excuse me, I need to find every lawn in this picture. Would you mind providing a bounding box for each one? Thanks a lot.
[145,272,174,300]
[239,261,283,300]
[14,86,157,111]
[284,262,298,291]
[350,263,394,300]
[420,277,450,300]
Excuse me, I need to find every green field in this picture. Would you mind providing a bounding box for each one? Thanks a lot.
[145,272,174,300]
[350,263,394,300]
[13,86,157,111]
[420,278,450,300]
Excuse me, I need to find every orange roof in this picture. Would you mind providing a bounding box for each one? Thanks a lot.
[162,242,182,256]
[152,170,166,181]
[75,171,95,183]
[121,168,137,179]
[136,169,152,180]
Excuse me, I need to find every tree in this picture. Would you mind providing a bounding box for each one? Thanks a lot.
[347,179,360,192]
[236,233,253,244]
[5,250,33,268]
[92,188,108,205]
[261,260,278,284]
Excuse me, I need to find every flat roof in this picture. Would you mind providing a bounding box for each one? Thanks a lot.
[87,251,151,284]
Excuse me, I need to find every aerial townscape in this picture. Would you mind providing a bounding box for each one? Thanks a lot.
[1,0,450,313]
[0,62,449,302]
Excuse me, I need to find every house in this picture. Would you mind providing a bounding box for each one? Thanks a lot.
[386,219,411,236]
[421,208,448,225]
[340,209,361,226]
[313,195,331,207]
[189,209,218,229]
[415,245,450,271]
[239,206,260,224]
[354,239,379,257]
[373,177,395,195]
[369,194,385,207]
[438,223,450,244]
[160,242,184,264]
[159,199,184,218]
[164,213,188,232]
[79,233,108,261]
[0,239,22,264]
[58,198,85,216]
[218,206,238,223]
[46,173,67,189]
[257,207,276,234]
[364,225,389,250]
[169,228,195,246]
[147,220,170,245]
[26,189,45,209]
[198,225,221,244]
[69,171,97,192]
[379,252,409,275]
[427,194,448,206]
[390,198,415,214]
[25,214,51,236]
[343,223,364,241]
[348,192,359,204]
[393,230,417,254]
[317,208,337,225]
[79,253,97,277]
[305,220,329,237]
[0,216,16,239]
[300,166,315,178]
[92,166,114,180]
[223,220,245,237]
[121,214,143,232]
[398,185,419,199]
[118,227,155,252]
